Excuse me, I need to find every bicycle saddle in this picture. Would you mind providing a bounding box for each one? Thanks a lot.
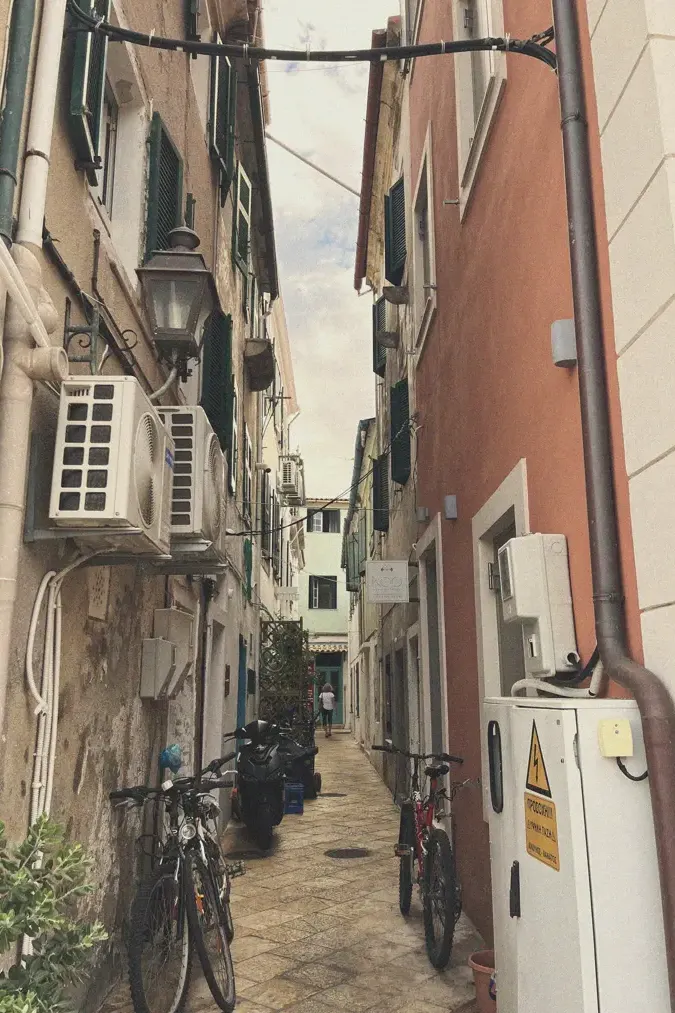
[425,762,450,778]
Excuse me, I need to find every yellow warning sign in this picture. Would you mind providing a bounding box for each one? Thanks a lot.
[524,792,560,871]
[525,721,551,797]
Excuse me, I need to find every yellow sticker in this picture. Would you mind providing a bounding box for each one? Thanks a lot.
[524,792,560,871]
[525,721,552,797]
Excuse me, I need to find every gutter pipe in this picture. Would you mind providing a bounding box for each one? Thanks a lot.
[354,30,386,292]
[552,1,675,1006]
[247,61,279,301]
[0,0,36,245]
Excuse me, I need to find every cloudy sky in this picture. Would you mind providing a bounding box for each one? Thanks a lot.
[264,0,395,499]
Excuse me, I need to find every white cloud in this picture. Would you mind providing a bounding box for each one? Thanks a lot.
[264,0,394,498]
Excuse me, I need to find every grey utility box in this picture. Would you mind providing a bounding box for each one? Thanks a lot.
[140,638,176,700]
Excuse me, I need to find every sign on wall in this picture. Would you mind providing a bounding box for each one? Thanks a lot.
[366,560,410,603]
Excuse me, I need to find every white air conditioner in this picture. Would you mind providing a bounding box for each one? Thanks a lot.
[280,457,303,504]
[49,377,173,556]
[374,295,400,348]
[157,406,225,562]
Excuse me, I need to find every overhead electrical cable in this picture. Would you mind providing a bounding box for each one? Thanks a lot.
[65,2,558,72]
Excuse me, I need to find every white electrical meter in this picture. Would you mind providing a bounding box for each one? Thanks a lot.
[497,533,578,677]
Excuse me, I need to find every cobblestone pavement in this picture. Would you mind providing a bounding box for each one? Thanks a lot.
[99,733,482,1013]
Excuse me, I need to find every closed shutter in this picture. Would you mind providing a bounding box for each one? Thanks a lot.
[384,177,407,286]
[372,454,389,532]
[145,114,184,261]
[229,379,239,495]
[209,39,237,195]
[345,532,360,592]
[309,576,315,609]
[185,0,201,39]
[358,511,367,574]
[390,378,411,485]
[233,163,252,274]
[69,0,111,184]
[200,311,233,450]
[372,303,387,377]
[244,538,253,601]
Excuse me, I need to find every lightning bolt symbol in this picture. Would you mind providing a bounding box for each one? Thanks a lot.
[533,746,539,783]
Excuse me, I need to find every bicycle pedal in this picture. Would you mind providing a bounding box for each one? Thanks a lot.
[226,860,246,878]
[394,843,413,858]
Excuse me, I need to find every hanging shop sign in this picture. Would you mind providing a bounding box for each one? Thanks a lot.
[366,560,410,603]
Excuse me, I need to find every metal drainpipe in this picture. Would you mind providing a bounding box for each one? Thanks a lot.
[0,0,37,244]
[552,1,675,1006]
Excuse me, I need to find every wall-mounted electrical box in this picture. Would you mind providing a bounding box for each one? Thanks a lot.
[140,638,176,699]
[484,696,668,1013]
[497,533,578,677]
[153,607,195,698]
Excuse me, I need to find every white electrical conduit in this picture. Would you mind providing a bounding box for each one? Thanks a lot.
[149,364,178,403]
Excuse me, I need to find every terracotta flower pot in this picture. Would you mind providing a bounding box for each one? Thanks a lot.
[468,949,496,1013]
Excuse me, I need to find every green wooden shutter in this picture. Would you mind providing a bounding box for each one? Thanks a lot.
[209,42,237,196]
[185,0,201,39]
[145,114,184,261]
[233,163,252,274]
[345,532,360,592]
[372,454,389,532]
[200,311,233,454]
[390,378,411,485]
[384,177,407,286]
[244,538,253,601]
[69,0,110,185]
[372,304,387,377]
[358,511,367,574]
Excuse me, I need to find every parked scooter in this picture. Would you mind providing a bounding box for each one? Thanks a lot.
[230,720,286,850]
[278,727,320,799]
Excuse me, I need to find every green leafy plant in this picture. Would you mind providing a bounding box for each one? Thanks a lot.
[0,816,107,1013]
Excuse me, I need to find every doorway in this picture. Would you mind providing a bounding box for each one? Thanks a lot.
[315,653,344,724]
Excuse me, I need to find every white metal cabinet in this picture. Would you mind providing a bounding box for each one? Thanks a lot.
[485,697,669,1013]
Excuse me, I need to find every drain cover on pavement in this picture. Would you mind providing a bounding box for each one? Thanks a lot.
[225,849,266,861]
[324,848,371,859]
[320,792,347,798]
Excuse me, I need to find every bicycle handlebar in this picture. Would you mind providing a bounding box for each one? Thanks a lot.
[372,743,464,764]
[110,751,237,803]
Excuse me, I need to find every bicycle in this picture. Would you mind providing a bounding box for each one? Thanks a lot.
[373,742,464,969]
[110,751,243,1013]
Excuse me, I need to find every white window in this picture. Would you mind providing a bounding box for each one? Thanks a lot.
[311,512,323,533]
[412,126,437,354]
[453,0,506,212]
[310,576,338,610]
[101,82,118,217]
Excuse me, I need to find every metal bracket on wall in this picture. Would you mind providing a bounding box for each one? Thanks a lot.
[63,297,102,374]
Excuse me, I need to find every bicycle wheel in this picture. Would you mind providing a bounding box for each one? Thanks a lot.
[398,801,415,916]
[128,863,192,1013]
[206,836,235,944]
[422,828,456,969]
[185,852,236,1012]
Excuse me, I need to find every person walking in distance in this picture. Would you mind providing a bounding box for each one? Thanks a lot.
[319,683,336,737]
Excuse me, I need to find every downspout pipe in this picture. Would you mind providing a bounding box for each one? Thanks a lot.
[0,0,37,245]
[552,1,675,1007]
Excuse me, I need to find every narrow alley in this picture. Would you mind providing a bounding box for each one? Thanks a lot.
[100,735,481,1013]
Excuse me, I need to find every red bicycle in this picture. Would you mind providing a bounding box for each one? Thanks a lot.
[373,742,464,968]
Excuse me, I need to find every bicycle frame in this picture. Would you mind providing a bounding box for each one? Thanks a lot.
[409,759,446,882]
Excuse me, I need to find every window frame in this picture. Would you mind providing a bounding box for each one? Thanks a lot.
[209,36,237,194]
[100,79,119,217]
[309,575,338,611]
[412,125,437,360]
[229,376,239,496]
[145,113,184,261]
[243,424,253,522]
[453,0,506,216]
[233,162,253,275]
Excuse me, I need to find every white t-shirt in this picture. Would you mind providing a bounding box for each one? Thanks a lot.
[320,691,335,711]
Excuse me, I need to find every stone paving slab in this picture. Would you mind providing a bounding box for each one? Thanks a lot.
[98,734,481,1012]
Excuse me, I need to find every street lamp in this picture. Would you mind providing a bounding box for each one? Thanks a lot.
[137,226,217,359]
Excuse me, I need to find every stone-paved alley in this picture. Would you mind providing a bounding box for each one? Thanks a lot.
[100,734,482,1013]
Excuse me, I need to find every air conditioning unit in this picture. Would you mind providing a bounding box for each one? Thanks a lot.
[374,294,400,348]
[49,377,173,556]
[280,457,303,504]
[157,406,226,562]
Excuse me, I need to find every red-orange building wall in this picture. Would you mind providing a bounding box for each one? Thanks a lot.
[408,0,641,940]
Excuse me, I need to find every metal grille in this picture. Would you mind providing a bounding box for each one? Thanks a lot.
[58,383,115,513]
[166,412,195,527]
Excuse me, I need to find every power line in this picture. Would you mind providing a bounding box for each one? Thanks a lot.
[65,3,558,72]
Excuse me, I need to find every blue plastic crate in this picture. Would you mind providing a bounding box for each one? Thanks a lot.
[284,781,304,815]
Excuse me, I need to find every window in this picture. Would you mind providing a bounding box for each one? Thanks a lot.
[233,163,252,274]
[384,655,393,736]
[185,0,201,40]
[307,509,341,534]
[69,0,110,185]
[260,470,272,558]
[229,379,239,495]
[454,0,506,206]
[200,311,235,470]
[345,531,360,592]
[357,511,367,574]
[372,302,387,377]
[209,39,237,196]
[412,133,437,352]
[101,82,118,216]
[224,664,231,696]
[145,114,184,260]
[384,177,407,286]
[309,576,338,610]
[242,426,253,522]
[390,378,411,485]
[243,538,253,601]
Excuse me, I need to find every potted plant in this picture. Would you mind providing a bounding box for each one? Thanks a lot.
[0,815,107,1012]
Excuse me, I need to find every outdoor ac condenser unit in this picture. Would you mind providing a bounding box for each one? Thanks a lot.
[484,696,669,1013]
[280,458,301,499]
[157,406,225,561]
[49,377,173,556]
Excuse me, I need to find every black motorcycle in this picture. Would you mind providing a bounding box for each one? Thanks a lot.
[278,727,321,799]
[231,719,286,850]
